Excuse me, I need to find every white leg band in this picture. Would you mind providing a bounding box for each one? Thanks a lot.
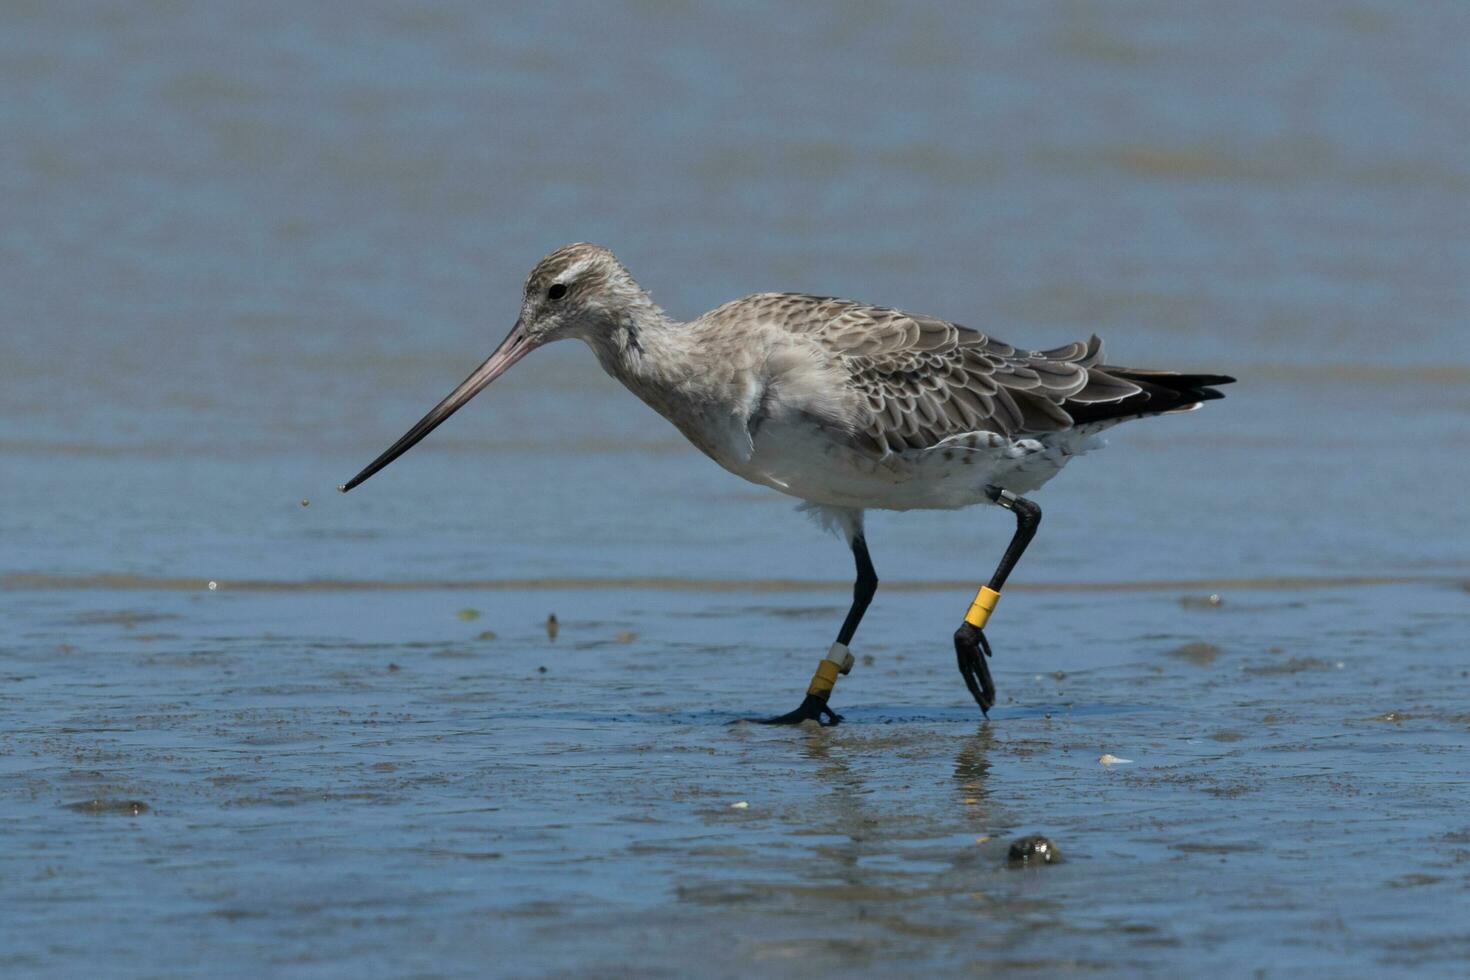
[825,642,856,675]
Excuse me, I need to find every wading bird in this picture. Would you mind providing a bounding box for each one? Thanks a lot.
[340,244,1232,725]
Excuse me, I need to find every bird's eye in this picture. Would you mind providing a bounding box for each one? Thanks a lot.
[547,283,567,300]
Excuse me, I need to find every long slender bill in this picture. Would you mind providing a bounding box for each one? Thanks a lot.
[339,322,533,493]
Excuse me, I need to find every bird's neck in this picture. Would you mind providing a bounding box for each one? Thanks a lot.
[585,310,741,449]
[585,307,686,393]
[583,305,756,467]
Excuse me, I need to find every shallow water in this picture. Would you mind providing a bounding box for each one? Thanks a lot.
[2,2,1469,977]
[5,582,1470,976]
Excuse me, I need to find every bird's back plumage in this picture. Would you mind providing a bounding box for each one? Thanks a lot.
[695,292,1233,460]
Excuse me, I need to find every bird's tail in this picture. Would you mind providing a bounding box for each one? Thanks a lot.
[1065,368,1235,426]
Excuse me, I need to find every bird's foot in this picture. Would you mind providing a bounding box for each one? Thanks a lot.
[751,693,843,726]
[954,622,996,716]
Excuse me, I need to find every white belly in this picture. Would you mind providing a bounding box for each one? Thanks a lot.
[736,419,1104,511]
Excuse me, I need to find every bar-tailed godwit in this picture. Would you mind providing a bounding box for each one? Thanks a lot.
[341,243,1233,725]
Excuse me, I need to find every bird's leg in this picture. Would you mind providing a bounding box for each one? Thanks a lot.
[758,536,878,726]
[955,487,1042,716]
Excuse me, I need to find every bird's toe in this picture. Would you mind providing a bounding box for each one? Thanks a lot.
[749,693,841,726]
[954,623,997,716]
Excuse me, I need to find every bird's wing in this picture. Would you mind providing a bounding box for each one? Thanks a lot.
[715,293,1146,456]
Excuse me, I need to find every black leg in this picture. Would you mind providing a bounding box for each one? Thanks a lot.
[837,536,878,646]
[954,487,1042,716]
[758,536,878,726]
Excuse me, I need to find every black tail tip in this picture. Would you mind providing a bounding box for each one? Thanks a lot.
[1192,374,1235,404]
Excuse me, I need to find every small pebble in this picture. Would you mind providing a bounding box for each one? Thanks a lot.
[1008,835,1060,864]
[300,499,310,508]
[387,662,400,672]
[614,631,638,644]
[729,801,749,810]
[537,665,548,674]
[475,630,498,641]
[456,608,481,621]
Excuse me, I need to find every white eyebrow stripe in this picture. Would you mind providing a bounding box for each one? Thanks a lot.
[557,257,596,283]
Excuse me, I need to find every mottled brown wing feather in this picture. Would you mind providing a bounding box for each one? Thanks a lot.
[735,293,1146,455]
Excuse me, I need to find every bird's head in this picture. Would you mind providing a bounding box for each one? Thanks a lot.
[517,242,654,346]
[338,243,651,493]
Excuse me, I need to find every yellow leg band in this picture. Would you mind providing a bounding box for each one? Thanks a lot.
[964,586,1001,629]
[806,659,842,696]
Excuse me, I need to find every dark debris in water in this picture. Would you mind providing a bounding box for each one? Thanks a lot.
[65,799,150,816]
[1172,840,1257,854]
[1166,641,1223,666]
[1245,656,1335,675]
[69,610,181,628]
[1387,873,1443,888]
